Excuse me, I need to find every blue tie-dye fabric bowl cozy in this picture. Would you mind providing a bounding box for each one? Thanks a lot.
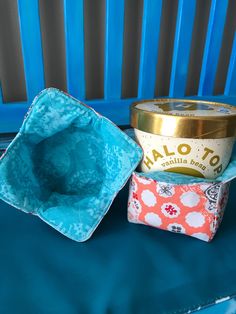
[0,88,143,242]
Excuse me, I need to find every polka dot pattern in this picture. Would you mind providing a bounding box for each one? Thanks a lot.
[180,192,200,208]
[127,173,228,242]
[185,212,205,228]
[145,213,162,227]
[141,190,157,207]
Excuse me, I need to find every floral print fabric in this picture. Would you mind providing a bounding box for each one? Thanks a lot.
[128,170,234,242]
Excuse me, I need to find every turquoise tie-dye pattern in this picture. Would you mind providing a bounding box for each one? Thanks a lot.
[0,88,143,242]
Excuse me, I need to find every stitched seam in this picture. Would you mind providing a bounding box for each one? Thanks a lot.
[166,292,236,314]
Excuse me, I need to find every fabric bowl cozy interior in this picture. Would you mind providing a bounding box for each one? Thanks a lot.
[0,88,143,242]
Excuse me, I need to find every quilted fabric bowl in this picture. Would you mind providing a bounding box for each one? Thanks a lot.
[128,157,236,242]
[0,88,143,242]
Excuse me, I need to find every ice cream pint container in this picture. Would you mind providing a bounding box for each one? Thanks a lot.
[131,99,236,179]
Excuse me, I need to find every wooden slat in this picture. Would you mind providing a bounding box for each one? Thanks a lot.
[0,98,136,133]
[0,102,28,133]
[17,0,45,101]
[198,0,228,96]
[169,0,196,97]
[64,0,85,99]
[224,33,236,96]
[138,0,162,98]
[104,0,125,100]
[0,85,3,104]
[2,94,236,134]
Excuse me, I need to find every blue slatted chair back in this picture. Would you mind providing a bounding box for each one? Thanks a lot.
[1,0,236,133]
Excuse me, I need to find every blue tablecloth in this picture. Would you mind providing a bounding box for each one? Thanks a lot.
[0,180,236,314]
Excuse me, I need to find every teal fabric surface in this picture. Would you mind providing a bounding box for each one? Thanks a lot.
[0,88,142,242]
[0,180,236,314]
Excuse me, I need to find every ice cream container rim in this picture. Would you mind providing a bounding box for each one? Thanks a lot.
[131,98,236,139]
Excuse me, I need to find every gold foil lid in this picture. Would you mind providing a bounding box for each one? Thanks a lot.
[131,99,236,139]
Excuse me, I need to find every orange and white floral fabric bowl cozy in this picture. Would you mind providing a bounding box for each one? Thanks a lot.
[128,157,236,242]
